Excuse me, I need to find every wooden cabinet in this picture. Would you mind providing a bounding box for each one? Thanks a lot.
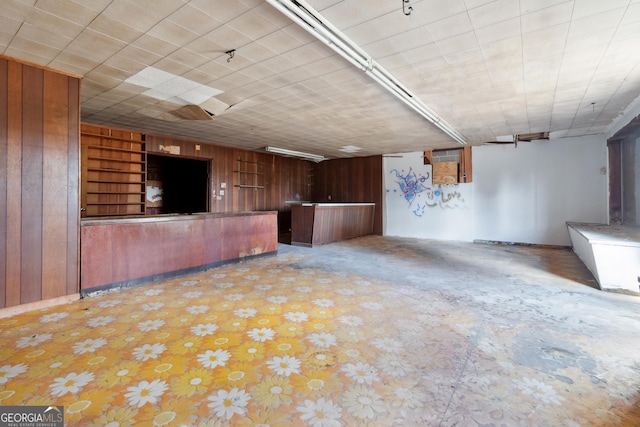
[81,124,146,217]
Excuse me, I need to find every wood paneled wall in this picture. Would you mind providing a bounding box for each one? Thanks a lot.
[145,134,313,232]
[0,55,80,309]
[315,156,383,234]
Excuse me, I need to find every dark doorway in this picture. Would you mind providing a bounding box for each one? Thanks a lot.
[147,154,209,214]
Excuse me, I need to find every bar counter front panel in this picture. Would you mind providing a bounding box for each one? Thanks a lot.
[81,211,278,292]
[291,203,375,247]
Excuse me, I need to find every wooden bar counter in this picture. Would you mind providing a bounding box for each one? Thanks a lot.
[291,203,375,247]
[81,211,278,293]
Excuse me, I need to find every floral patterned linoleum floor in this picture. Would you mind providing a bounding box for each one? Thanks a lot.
[1,236,640,426]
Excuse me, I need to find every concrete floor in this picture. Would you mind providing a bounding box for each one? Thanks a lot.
[1,235,639,426]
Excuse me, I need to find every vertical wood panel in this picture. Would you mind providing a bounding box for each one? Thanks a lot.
[67,76,80,295]
[0,59,7,308]
[42,70,69,300]
[5,60,23,307]
[315,156,383,234]
[0,56,80,310]
[20,64,44,304]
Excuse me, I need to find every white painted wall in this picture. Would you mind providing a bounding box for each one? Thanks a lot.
[383,152,475,241]
[382,135,608,246]
[473,136,608,246]
[636,136,640,222]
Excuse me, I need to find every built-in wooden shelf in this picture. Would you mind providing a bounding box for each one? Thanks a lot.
[81,124,147,217]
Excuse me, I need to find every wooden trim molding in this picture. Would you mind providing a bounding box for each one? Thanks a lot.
[0,293,80,319]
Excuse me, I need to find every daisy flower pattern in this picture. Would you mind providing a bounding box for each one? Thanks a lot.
[125,379,168,407]
[50,371,95,397]
[132,343,166,361]
[284,312,308,323]
[341,362,380,385]
[308,332,337,348]
[267,355,301,376]
[16,333,52,348]
[72,338,107,354]
[0,240,629,427]
[191,323,218,336]
[137,319,165,332]
[247,327,275,342]
[207,388,250,420]
[40,312,69,323]
[87,315,115,327]
[296,398,342,426]
[198,349,231,369]
[235,308,257,318]
[313,298,334,308]
[0,363,27,384]
[342,385,386,420]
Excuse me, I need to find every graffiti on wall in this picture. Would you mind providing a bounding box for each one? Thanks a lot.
[389,168,429,205]
[388,168,466,216]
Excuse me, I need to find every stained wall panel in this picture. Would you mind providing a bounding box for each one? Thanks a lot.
[0,55,80,309]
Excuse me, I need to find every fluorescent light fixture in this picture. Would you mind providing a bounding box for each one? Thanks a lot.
[265,146,325,162]
[266,0,467,145]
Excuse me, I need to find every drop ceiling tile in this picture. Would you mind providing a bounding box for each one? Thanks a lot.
[569,8,626,38]
[519,0,572,14]
[102,1,167,33]
[232,41,279,66]
[467,0,520,29]
[22,8,84,40]
[621,2,640,25]
[426,12,473,41]
[415,0,467,24]
[434,31,478,56]
[88,14,144,43]
[167,4,224,35]
[380,27,433,55]
[50,50,102,74]
[321,1,369,29]
[343,21,386,46]
[65,28,127,62]
[190,0,253,22]
[34,0,101,25]
[4,41,58,65]
[521,1,573,33]
[228,3,284,41]
[2,0,36,22]
[564,30,613,54]
[280,43,330,67]
[201,26,253,53]
[572,0,631,19]
[147,19,200,46]
[362,39,398,59]
[110,45,164,70]
[522,24,569,59]
[14,22,73,51]
[256,29,306,55]
[132,34,180,58]
[153,57,201,77]
[475,18,521,46]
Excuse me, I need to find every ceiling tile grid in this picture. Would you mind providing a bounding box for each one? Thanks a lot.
[1,0,640,158]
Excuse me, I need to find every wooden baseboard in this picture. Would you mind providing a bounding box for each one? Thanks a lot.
[0,294,80,319]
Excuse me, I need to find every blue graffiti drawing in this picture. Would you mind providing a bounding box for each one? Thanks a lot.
[412,202,426,217]
[390,168,429,206]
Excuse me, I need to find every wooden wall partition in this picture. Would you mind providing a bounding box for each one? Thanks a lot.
[81,212,278,291]
[0,55,80,309]
[314,156,383,234]
[145,134,313,233]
